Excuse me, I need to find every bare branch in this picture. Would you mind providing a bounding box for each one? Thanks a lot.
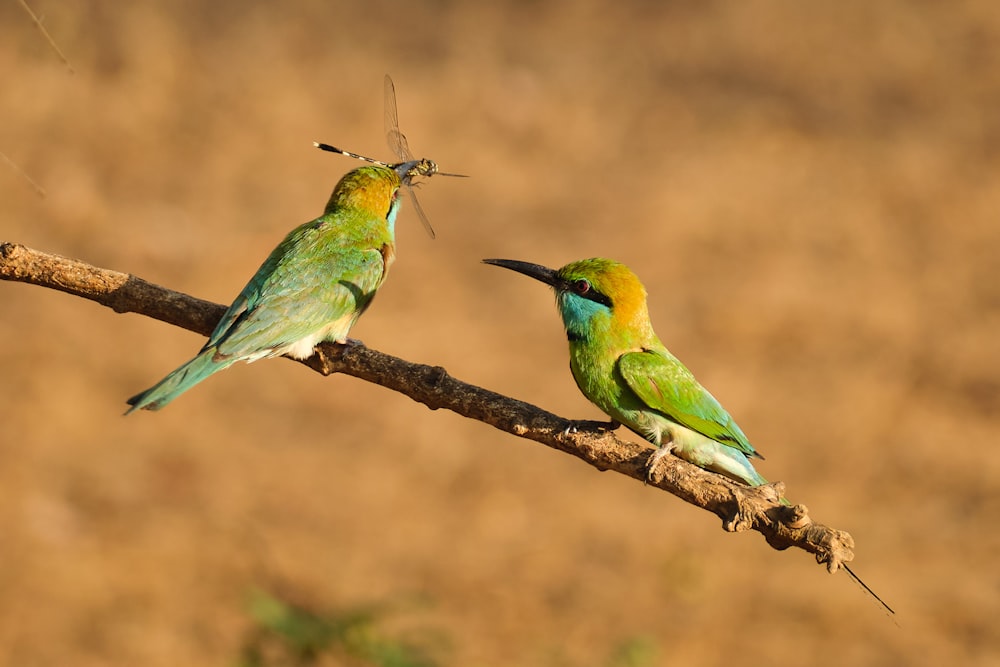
[0,241,857,573]
[1,241,223,335]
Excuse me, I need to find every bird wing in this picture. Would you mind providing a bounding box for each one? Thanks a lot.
[205,219,388,360]
[617,349,760,458]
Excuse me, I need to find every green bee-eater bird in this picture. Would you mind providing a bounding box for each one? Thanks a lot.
[128,76,463,413]
[483,257,767,486]
[126,160,429,413]
[483,256,894,615]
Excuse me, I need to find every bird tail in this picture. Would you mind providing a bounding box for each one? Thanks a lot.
[749,478,897,618]
[716,449,770,487]
[741,465,769,487]
[126,348,230,413]
[844,564,896,617]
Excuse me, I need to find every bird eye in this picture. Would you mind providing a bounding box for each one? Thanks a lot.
[572,279,590,294]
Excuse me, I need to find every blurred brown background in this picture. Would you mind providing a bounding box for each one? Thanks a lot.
[2,1,998,665]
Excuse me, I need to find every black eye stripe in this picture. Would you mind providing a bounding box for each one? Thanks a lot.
[563,278,612,307]
[587,291,613,308]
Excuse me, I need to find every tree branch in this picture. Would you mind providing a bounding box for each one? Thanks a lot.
[1,241,857,574]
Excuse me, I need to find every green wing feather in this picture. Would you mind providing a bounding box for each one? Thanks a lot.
[205,216,387,359]
[618,350,761,458]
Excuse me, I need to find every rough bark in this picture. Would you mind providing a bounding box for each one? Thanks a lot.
[1,240,858,574]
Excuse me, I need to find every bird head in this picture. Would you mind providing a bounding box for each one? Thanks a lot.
[483,258,651,339]
[323,165,402,216]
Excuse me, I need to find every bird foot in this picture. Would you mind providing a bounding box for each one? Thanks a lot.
[644,446,674,484]
[562,419,620,436]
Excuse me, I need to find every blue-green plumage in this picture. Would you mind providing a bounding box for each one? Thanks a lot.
[484,257,895,615]
[484,257,766,487]
[127,164,408,412]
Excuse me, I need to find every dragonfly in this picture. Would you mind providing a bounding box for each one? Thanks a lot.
[314,74,465,238]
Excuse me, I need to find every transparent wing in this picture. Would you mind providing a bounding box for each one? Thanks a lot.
[403,184,436,239]
[384,74,434,238]
[384,74,413,161]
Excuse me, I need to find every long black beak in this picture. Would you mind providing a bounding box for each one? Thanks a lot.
[482,258,561,288]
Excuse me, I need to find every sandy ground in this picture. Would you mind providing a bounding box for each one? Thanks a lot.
[2,2,999,665]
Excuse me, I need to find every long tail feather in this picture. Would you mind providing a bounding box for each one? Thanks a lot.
[126,348,230,413]
[844,564,896,616]
[755,483,895,618]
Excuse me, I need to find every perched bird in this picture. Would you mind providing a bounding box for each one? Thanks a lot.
[483,257,766,486]
[127,161,425,412]
[483,256,894,615]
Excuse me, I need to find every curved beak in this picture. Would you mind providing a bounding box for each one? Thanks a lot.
[482,258,561,288]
